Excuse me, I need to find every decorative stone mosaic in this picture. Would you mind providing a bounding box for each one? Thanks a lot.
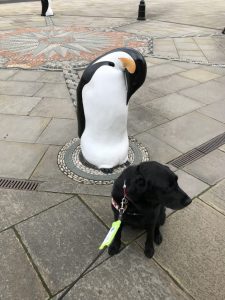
[0,26,150,69]
[58,137,149,185]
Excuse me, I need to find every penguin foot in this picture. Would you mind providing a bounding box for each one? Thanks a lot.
[100,168,113,174]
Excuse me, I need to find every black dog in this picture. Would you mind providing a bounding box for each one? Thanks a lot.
[109,161,191,258]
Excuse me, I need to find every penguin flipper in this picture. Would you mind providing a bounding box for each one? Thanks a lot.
[76,61,115,138]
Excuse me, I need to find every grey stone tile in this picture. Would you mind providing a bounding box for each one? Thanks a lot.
[149,112,225,152]
[199,179,225,214]
[80,194,143,244]
[36,118,77,145]
[179,80,225,104]
[31,145,69,181]
[0,189,71,231]
[147,93,203,120]
[0,80,43,96]
[132,86,165,106]
[148,74,198,94]
[198,99,225,123]
[0,114,50,143]
[0,230,48,300]
[0,141,48,179]
[128,105,168,136]
[9,70,44,82]
[135,132,181,163]
[219,144,225,152]
[30,97,76,119]
[38,179,112,197]
[0,95,41,115]
[175,170,209,199]
[179,68,221,82]
[147,63,185,80]
[0,69,17,80]
[16,197,107,293]
[184,150,225,185]
[215,75,225,84]
[35,83,70,99]
[37,71,65,83]
[138,200,225,300]
[59,243,190,300]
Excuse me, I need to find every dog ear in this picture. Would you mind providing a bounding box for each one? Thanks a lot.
[127,175,147,196]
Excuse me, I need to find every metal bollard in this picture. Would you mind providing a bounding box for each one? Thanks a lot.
[137,0,146,21]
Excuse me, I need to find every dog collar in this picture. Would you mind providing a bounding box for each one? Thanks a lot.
[111,198,143,216]
[111,198,127,211]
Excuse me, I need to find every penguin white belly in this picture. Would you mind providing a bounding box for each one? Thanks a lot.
[81,66,129,168]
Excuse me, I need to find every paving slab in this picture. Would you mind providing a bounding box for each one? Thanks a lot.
[16,197,107,294]
[0,189,72,231]
[128,105,168,136]
[198,99,225,123]
[0,141,48,179]
[37,71,66,83]
[0,80,43,96]
[179,80,225,104]
[132,86,165,106]
[149,111,225,153]
[0,114,50,143]
[184,150,225,185]
[36,118,77,145]
[137,200,225,300]
[56,243,190,300]
[38,179,112,196]
[80,194,144,244]
[199,179,225,214]
[135,132,181,163]
[0,69,17,80]
[175,169,209,199]
[30,97,76,119]
[0,229,48,300]
[34,83,71,99]
[179,68,221,82]
[0,95,41,115]
[146,93,203,120]
[9,70,44,82]
[31,145,71,181]
[148,74,198,94]
[147,63,185,80]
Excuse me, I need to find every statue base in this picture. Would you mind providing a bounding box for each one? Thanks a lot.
[58,137,149,185]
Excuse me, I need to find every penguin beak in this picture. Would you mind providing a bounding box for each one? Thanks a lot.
[119,57,136,74]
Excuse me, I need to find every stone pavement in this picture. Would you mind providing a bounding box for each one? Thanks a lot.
[0,1,225,299]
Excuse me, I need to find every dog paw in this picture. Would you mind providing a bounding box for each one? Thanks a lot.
[144,247,154,258]
[108,241,121,256]
[154,231,163,245]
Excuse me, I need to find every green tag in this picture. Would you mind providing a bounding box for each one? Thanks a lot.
[99,220,121,250]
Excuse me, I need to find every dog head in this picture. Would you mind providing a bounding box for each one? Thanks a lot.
[115,161,191,210]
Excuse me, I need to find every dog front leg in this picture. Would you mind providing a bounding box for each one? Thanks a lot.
[144,223,155,258]
[108,222,123,256]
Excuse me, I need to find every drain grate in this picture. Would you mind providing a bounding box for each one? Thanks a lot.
[169,149,204,168]
[196,132,225,154]
[0,178,40,191]
[169,132,225,168]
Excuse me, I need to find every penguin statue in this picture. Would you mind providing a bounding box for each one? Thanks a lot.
[41,0,53,16]
[77,48,147,171]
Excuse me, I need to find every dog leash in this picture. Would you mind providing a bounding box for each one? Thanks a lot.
[57,182,128,300]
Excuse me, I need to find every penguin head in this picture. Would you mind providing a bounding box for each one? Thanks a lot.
[94,48,147,103]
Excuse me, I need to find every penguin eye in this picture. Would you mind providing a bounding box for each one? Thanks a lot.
[108,62,115,67]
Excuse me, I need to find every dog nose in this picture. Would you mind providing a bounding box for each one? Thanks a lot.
[183,197,192,207]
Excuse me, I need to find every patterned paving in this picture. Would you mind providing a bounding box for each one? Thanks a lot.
[0,26,150,69]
